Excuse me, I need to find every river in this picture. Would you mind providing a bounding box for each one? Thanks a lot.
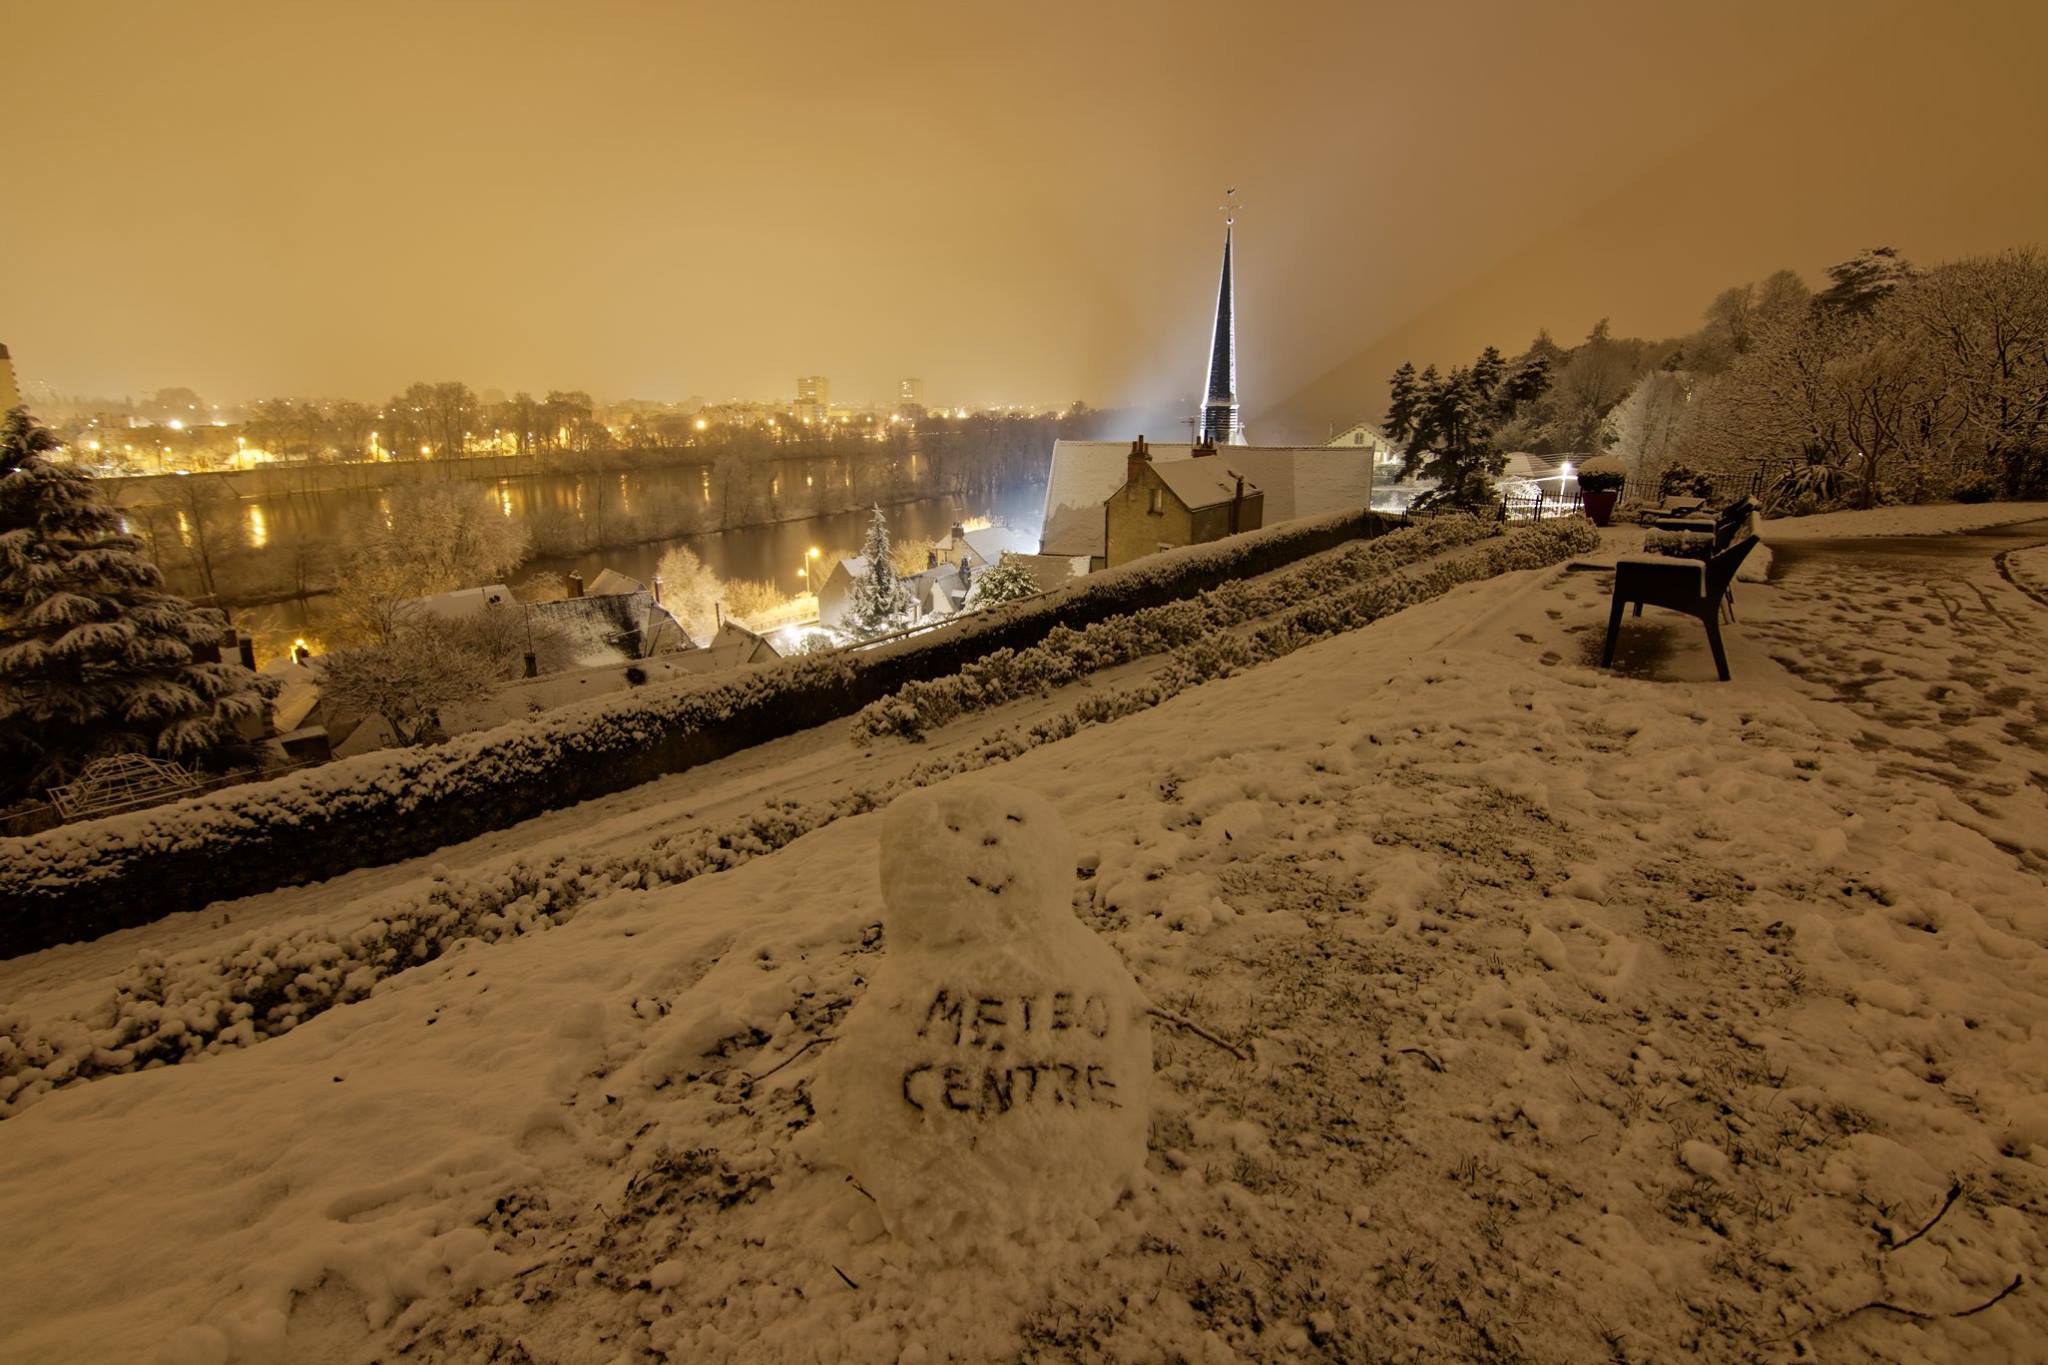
[226,482,1046,665]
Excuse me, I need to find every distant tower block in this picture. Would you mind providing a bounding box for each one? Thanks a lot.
[0,342,20,416]
[899,377,925,411]
[1200,190,1243,446]
[795,374,830,424]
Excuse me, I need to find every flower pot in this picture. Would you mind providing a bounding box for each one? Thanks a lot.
[1583,490,1619,527]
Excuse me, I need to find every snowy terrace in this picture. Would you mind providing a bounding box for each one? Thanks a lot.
[2,506,2047,1361]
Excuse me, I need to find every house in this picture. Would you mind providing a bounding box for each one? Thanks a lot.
[930,522,1035,571]
[905,561,973,620]
[816,556,872,629]
[1040,435,1371,566]
[1328,419,1399,462]
[1103,438,1263,569]
[820,556,974,629]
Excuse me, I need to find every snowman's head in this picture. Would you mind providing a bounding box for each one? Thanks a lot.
[879,781,1076,947]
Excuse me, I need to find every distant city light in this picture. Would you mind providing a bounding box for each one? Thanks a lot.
[167,419,184,430]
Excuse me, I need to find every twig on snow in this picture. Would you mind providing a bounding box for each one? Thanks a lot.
[1398,1046,1446,1073]
[1883,1180,1964,1252]
[1146,1006,1247,1060]
[1813,1273,2024,1333]
[747,1035,837,1084]
[832,1264,861,1290]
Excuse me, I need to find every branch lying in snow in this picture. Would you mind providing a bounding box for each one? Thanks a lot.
[1146,1006,1247,1060]
[1816,1273,2024,1331]
[1398,1046,1447,1073]
[1880,1180,1964,1252]
[744,1035,837,1084]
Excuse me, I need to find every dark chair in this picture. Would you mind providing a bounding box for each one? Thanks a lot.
[1602,535,1760,681]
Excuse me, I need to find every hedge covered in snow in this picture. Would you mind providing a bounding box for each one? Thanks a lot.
[0,508,1401,958]
[0,517,1593,1117]
[849,514,1507,744]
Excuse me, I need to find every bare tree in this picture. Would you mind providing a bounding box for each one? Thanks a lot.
[318,626,499,747]
[334,485,530,643]
[1897,248,2048,493]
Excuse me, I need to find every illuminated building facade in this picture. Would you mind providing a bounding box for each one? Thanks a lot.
[0,343,20,417]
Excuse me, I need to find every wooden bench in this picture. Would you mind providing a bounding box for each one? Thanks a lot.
[1601,535,1760,682]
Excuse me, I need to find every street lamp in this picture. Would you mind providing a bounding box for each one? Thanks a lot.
[804,545,820,594]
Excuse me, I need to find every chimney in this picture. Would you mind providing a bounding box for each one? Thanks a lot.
[1229,474,1245,534]
[927,548,938,570]
[523,650,538,678]
[949,522,966,544]
[1126,434,1152,486]
[566,571,584,598]
[1192,437,1218,458]
[651,574,663,604]
[237,635,256,670]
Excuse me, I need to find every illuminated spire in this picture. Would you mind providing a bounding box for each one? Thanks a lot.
[1200,189,1242,446]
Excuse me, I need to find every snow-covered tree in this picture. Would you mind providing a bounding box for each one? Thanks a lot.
[847,505,910,636]
[316,625,498,748]
[0,408,274,800]
[1384,349,1551,510]
[653,542,723,644]
[967,553,1040,608]
[334,484,531,645]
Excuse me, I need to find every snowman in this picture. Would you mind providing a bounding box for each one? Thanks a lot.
[812,781,1152,1246]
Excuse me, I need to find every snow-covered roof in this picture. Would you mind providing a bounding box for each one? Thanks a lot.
[406,584,514,621]
[585,569,644,597]
[957,526,1034,564]
[1151,459,1258,511]
[1040,441,1373,557]
[264,666,323,733]
[1328,420,1394,448]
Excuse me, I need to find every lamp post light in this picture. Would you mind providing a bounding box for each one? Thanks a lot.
[804,545,820,594]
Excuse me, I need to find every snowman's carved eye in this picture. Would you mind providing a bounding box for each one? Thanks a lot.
[983,836,998,846]
[1005,813,1024,824]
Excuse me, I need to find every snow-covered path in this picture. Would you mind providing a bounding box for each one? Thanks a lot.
[4,513,2047,1363]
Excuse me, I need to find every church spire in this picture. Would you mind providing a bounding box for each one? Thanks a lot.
[1200,188,1242,446]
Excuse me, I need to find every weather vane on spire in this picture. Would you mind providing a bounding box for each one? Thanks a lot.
[1221,186,1240,226]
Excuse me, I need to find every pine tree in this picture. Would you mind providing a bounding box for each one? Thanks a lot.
[0,408,274,800]
[847,505,910,636]
[1383,347,1553,510]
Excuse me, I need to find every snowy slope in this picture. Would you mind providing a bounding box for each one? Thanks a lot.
[4,524,2047,1362]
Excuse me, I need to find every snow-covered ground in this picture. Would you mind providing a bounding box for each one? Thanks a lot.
[4,510,2048,1362]
[1762,500,2048,541]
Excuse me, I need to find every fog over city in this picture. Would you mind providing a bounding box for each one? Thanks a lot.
[6,0,2043,433]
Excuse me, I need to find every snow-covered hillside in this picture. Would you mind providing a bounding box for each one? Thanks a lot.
[3,512,2046,1363]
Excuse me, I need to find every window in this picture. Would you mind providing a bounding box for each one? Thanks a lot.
[1147,487,1163,514]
